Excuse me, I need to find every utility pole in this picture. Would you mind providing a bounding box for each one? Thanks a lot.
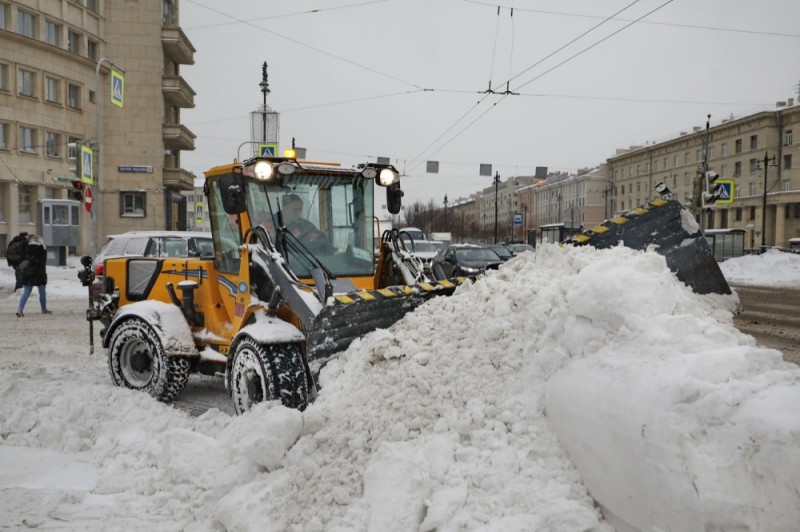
[92,58,125,260]
[443,194,448,232]
[493,171,500,244]
[757,151,777,252]
[260,62,270,144]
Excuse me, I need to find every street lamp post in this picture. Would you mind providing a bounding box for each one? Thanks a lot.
[756,151,778,252]
[493,171,500,244]
[93,57,125,260]
[259,62,270,143]
[443,194,448,233]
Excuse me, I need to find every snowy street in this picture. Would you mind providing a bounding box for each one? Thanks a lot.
[1,248,800,531]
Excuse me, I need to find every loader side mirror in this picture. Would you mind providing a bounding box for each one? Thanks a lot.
[386,183,403,214]
[219,173,247,214]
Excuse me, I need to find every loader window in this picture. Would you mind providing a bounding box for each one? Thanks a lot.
[208,176,241,273]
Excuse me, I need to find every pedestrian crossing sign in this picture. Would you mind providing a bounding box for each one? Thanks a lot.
[111,70,124,108]
[258,143,277,157]
[715,179,734,204]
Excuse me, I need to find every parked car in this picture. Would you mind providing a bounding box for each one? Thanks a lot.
[487,244,514,262]
[430,244,503,279]
[507,243,536,255]
[92,231,213,296]
[398,227,426,244]
[406,240,441,272]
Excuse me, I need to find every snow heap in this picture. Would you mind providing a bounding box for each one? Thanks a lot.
[719,248,800,286]
[1,245,799,531]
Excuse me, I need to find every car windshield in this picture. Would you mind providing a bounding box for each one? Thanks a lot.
[455,248,500,261]
[411,241,437,253]
[490,246,513,258]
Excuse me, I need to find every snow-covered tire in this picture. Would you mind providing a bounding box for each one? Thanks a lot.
[230,336,309,415]
[107,317,190,403]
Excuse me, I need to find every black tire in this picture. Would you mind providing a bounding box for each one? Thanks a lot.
[107,317,191,403]
[229,336,309,415]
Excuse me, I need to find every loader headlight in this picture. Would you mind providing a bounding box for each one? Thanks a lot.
[378,168,399,186]
[253,161,274,181]
[360,167,378,179]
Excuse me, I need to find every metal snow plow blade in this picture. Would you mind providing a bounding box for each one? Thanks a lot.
[567,198,731,295]
[305,278,469,364]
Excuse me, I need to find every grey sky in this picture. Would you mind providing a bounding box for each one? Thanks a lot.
[180,0,800,213]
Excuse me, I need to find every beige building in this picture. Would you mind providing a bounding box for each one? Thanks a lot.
[0,0,195,256]
[608,101,800,249]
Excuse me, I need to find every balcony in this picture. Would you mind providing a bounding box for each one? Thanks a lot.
[163,124,196,151]
[162,167,196,190]
[161,27,195,65]
[162,75,195,108]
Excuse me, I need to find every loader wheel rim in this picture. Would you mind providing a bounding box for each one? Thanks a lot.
[232,347,269,413]
[119,339,153,387]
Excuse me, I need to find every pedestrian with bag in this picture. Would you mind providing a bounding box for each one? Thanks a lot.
[16,234,51,317]
[6,231,29,291]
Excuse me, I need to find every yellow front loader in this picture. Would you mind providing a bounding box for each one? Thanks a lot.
[80,155,729,415]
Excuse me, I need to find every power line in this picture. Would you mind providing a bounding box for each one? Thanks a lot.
[460,0,800,39]
[185,0,394,30]
[184,0,424,90]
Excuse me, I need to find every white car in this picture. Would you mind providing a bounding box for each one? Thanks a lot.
[405,240,441,271]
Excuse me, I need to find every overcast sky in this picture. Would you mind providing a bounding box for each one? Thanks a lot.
[180,0,800,212]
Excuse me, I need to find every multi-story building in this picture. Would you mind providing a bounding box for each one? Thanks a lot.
[0,0,195,256]
[530,166,610,238]
[608,100,800,249]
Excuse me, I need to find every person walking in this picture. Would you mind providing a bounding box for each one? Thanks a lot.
[6,231,29,291]
[16,234,51,317]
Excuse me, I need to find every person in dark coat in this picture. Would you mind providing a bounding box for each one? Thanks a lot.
[16,234,51,317]
[6,232,29,291]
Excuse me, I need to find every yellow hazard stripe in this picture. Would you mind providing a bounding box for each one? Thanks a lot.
[335,295,354,304]
[418,283,435,291]
[437,279,455,288]
[609,216,629,225]
[355,291,375,300]
[377,288,396,297]
[572,234,591,244]
[649,198,667,207]
[632,207,649,216]
[588,225,609,234]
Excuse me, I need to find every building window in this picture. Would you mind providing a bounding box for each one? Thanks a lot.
[749,207,755,220]
[67,83,81,109]
[673,155,678,168]
[86,0,99,13]
[785,129,793,146]
[735,208,742,221]
[0,122,8,150]
[749,158,758,174]
[87,39,98,61]
[120,192,146,217]
[735,184,741,198]
[750,135,758,150]
[45,20,61,46]
[749,182,757,196]
[672,175,677,189]
[0,3,7,29]
[46,131,60,157]
[17,9,36,38]
[45,76,61,103]
[734,161,742,177]
[708,146,715,159]
[735,139,742,153]
[720,164,727,177]
[784,180,791,192]
[18,68,36,97]
[18,126,36,153]
[696,149,702,163]
[68,30,81,54]
[19,185,32,223]
[653,160,658,172]
[0,63,7,91]
[784,154,792,170]
[721,142,728,157]
[684,172,690,186]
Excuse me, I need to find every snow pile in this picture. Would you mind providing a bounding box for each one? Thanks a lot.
[1,245,799,531]
[720,249,800,286]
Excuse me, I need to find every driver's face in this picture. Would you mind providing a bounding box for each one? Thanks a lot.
[283,200,303,224]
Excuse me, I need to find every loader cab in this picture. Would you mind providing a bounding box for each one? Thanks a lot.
[205,157,401,289]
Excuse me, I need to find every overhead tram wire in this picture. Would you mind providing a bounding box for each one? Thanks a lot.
[460,0,800,39]
[186,0,395,29]
[405,0,643,175]
[510,0,676,93]
[185,0,425,91]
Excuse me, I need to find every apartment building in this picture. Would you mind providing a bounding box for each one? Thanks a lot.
[608,101,800,249]
[530,166,610,235]
[0,0,195,256]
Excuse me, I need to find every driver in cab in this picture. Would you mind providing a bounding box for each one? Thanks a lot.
[280,193,332,253]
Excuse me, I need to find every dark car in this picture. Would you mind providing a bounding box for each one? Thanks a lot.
[487,244,514,262]
[431,244,503,279]
[507,243,536,255]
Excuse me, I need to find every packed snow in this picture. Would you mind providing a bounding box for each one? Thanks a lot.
[1,247,799,531]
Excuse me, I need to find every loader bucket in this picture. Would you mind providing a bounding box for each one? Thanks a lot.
[567,198,731,295]
[305,279,469,366]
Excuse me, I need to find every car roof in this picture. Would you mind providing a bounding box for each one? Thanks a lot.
[106,231,211,239]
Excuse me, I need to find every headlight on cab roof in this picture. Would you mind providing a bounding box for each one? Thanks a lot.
[378,168,399,186]
[253,161,274,181]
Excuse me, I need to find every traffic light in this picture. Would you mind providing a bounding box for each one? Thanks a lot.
[70,179,83,201]
[702,171,720,206]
